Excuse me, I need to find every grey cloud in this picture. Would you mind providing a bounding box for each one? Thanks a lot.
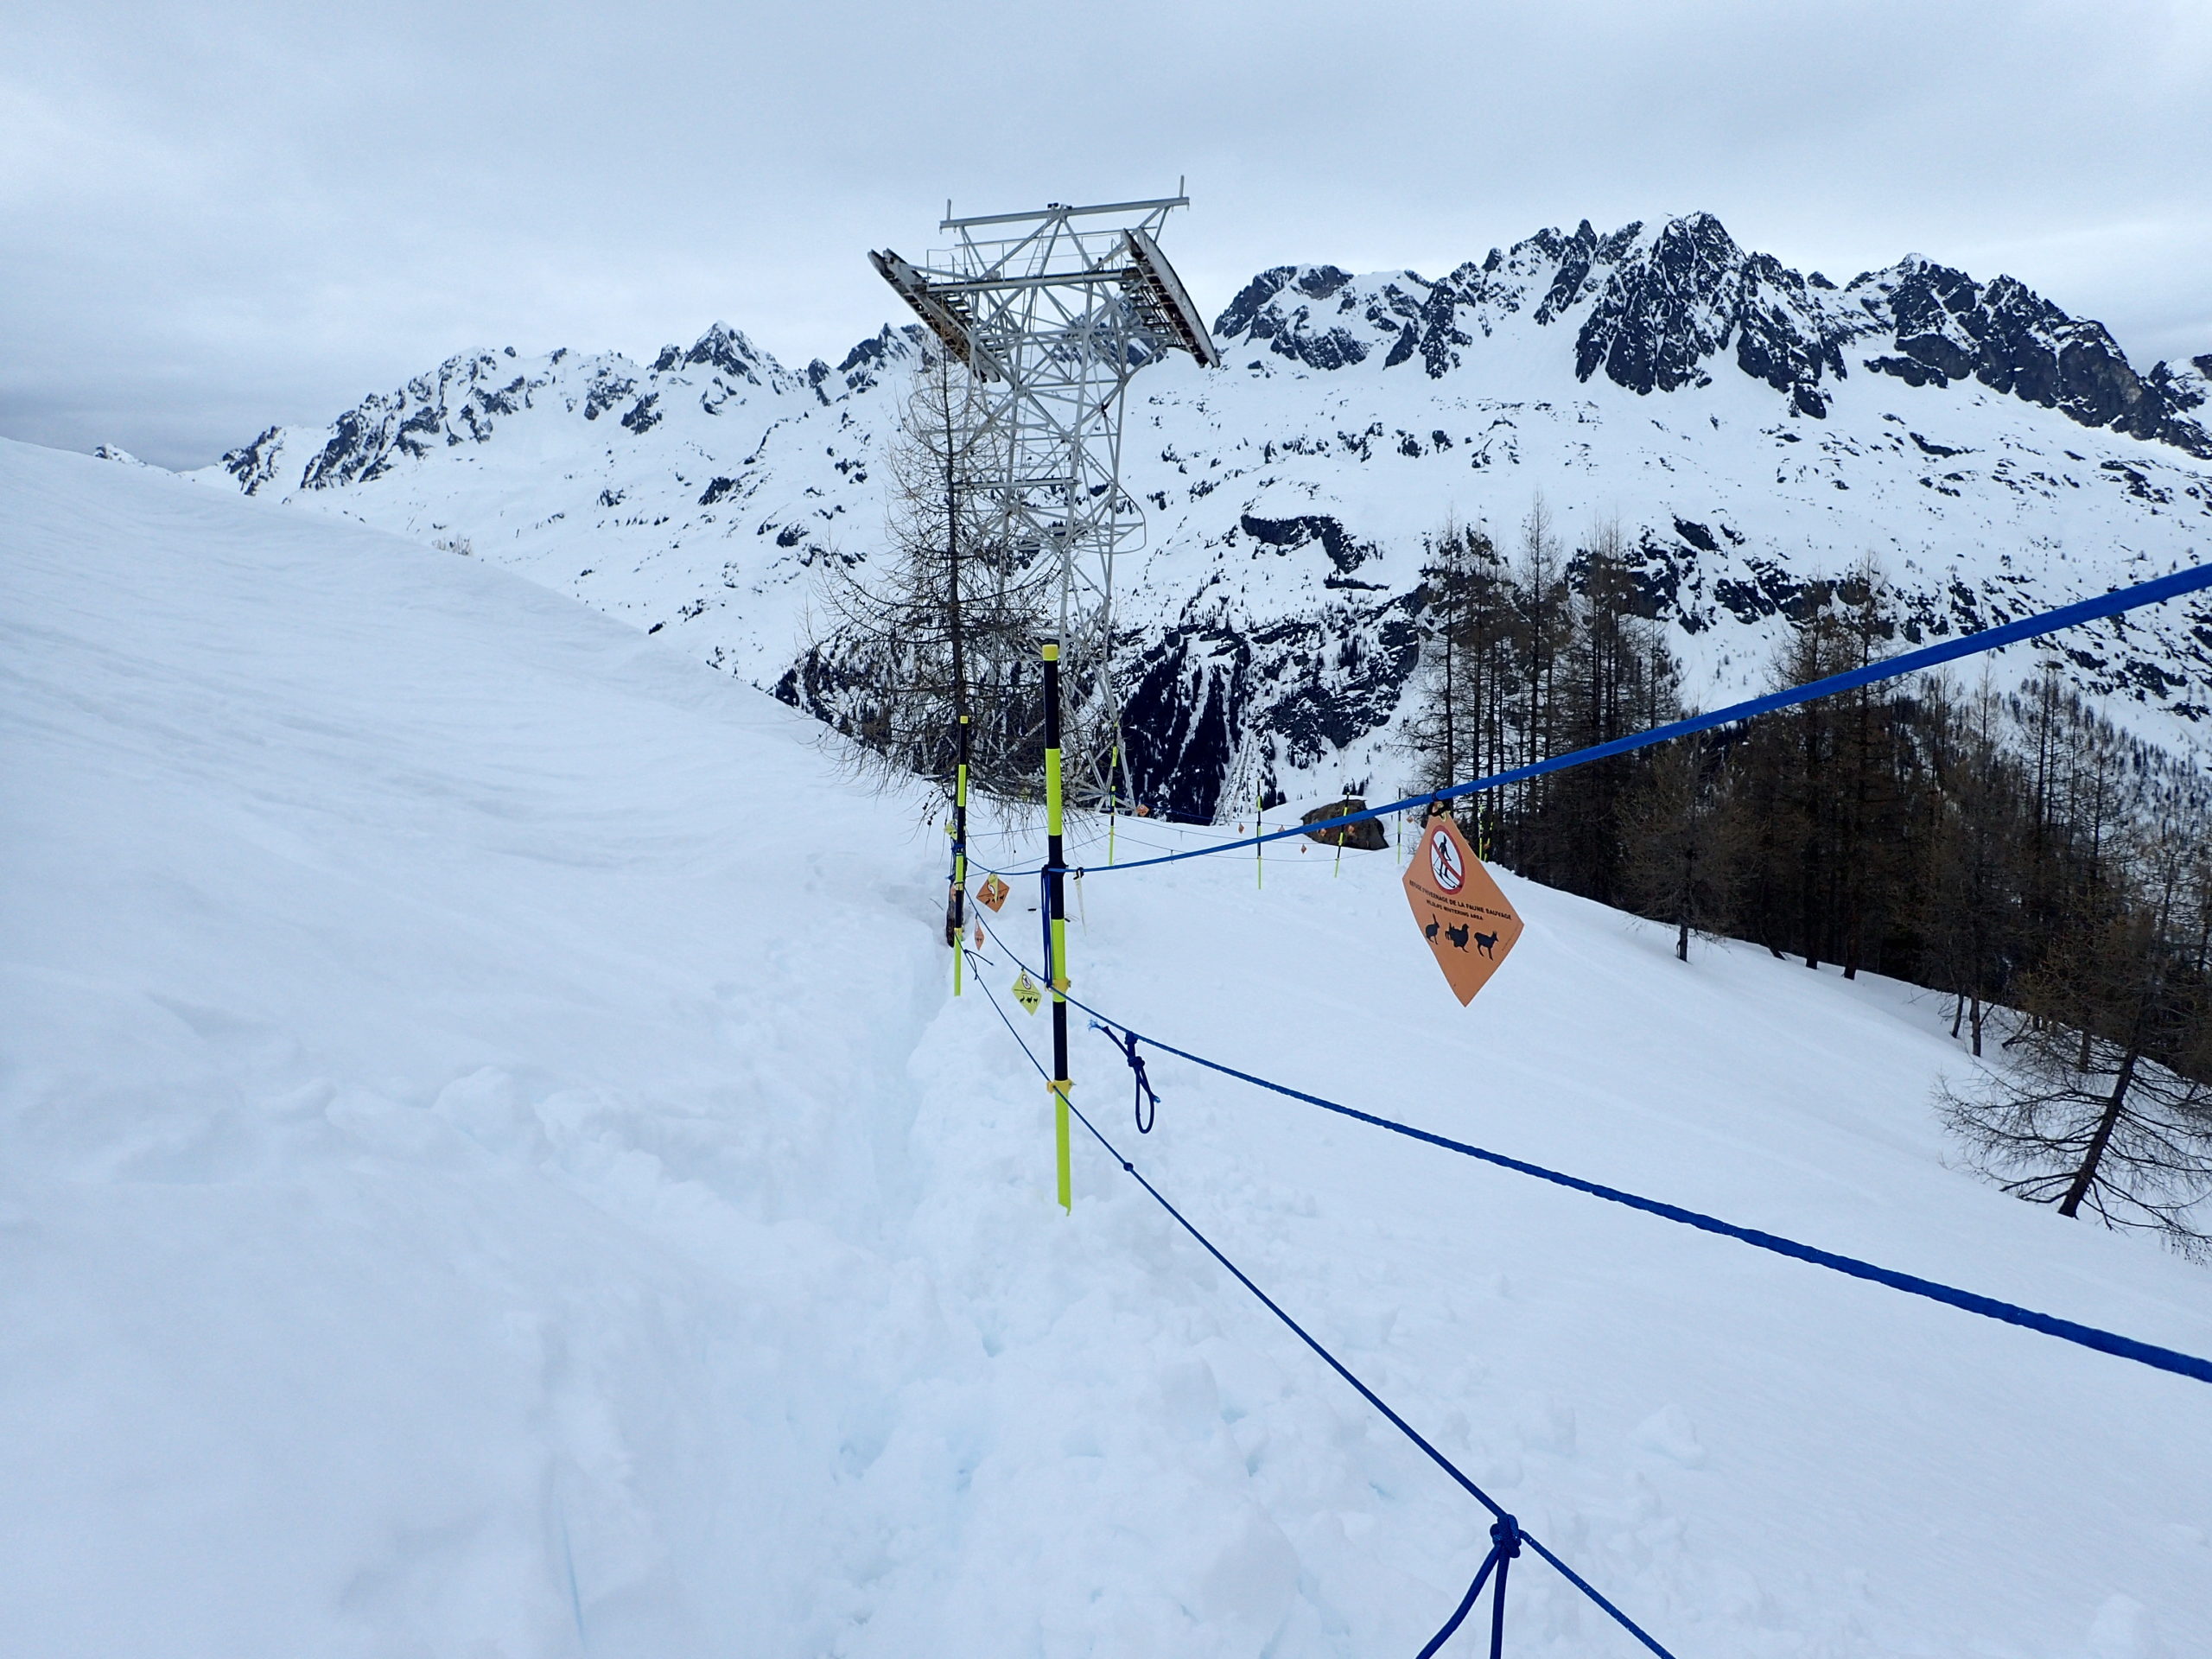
[3,0,2207,467]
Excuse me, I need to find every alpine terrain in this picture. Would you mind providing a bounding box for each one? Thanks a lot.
[6,435,2209,1656]
[187,213,2212,820]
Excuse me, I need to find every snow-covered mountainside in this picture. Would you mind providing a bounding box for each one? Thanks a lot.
[190,214,2212,818]
[10,435,2211,1655]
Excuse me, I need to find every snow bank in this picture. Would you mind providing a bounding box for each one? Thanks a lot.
[4,436,2208,1656]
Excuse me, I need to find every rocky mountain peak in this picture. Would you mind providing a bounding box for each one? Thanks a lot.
[1211,213,2212,458]
[651,321,779,383]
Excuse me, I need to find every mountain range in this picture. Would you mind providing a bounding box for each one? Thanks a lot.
[185,212,2212,819]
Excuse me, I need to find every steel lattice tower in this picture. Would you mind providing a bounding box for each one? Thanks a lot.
[871,192,1219,801]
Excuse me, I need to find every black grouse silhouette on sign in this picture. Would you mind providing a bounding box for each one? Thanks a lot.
[1445,921,1470,950]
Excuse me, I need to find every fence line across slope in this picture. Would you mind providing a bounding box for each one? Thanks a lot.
[975,915,2212,1390]
[964,563,2212,882]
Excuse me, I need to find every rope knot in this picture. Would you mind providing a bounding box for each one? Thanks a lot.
[1090,1018,1160,1134]
[1489,1513,1522,1559]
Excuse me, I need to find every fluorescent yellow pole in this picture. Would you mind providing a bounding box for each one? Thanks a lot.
[1106,741,1118,866]
[1043,643,1071,1211]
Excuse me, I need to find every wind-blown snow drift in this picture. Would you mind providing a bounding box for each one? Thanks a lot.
[5,436,2210,1656]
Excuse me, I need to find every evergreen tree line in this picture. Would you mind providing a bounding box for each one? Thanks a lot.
[1403,506,2212,1254]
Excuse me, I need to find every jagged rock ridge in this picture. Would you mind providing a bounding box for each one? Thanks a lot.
[1216,215,2212,454]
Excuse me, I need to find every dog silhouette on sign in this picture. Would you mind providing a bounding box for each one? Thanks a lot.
[1472,930,1499,958]
[1445,922,1471,950]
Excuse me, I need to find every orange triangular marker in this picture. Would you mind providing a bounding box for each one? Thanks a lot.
[1402,813,1524,1005]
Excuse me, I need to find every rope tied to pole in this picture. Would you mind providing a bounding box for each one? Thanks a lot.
[1090,1018,1160,1133]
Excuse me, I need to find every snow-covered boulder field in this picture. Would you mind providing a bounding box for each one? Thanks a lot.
[5,436,2209,1655]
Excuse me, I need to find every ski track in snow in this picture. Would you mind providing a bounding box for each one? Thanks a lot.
[5,436,2211,1656]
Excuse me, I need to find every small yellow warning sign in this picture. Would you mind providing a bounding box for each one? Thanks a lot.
[1402,813,1524,1005]
[977,874,1012,912]
[1012,970,1043,1014]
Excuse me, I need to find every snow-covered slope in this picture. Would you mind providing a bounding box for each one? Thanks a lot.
[10,436,2210,1655]
[185,214,2212,817]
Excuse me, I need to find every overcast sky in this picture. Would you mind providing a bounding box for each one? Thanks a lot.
[4,0,2208,469]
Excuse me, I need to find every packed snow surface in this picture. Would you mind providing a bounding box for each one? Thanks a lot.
[5,435,2210,1656]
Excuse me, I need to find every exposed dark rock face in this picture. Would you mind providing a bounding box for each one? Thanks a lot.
[1120,590,1421,821]
[1858,260,2210,456]
[1236,513,1378,575]
[581,370,635,422]
[222,426,288,493]
[1217,264,1376,371]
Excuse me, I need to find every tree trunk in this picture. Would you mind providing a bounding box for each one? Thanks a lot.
[1677,841,1694,962]
[2056,1047,2140,1218]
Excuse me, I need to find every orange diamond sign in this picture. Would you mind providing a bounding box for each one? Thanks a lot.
[1402,814,1524,1005]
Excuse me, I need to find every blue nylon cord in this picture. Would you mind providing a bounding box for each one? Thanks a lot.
[1070,562,2212,875]
[1091,1017,1160,1132]
[1415,1541,1501,1659]
[976,917,2212,1390]
[964,950,1678,1659]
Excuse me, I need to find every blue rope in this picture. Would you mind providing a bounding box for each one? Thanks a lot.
[1414,1514,1524,1659]
[965,952,1675,1658]
[1092,1017,1160,1133]
[978,919,2212,1390]
[1075,562,2212,874]
[1414,1536,1501,1659]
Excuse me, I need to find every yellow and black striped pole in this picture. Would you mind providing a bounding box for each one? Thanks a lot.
[950,713,970,995]
[1042,642,1072,1211]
